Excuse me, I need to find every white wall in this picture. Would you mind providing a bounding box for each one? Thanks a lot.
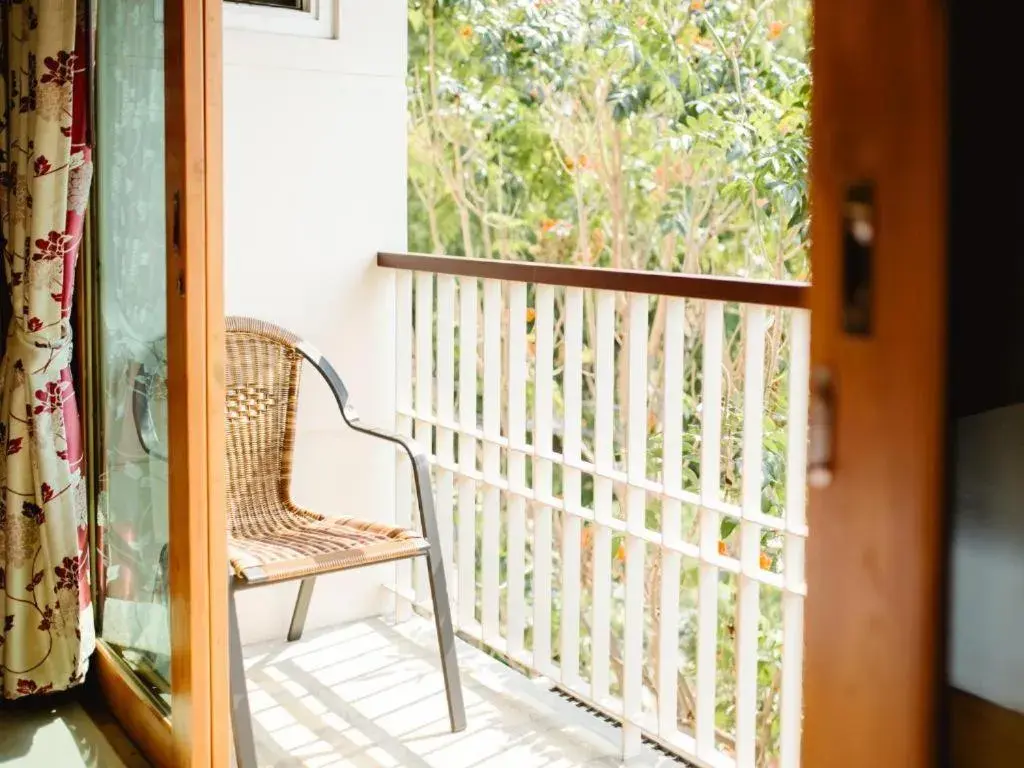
[949,404,1024,714]
[222,0,407,644]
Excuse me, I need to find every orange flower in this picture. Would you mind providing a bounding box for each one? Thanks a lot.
[616,542,627,562]
[459,24,474,40]
[768,21,786,40]
[717,540,728,556]
[690,0,705,10]
[539,219,572,238]
[759,552,772,571]
[566,154,589,172]
[526,307,537,323]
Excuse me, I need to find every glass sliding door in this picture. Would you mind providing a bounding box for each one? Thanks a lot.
[86,2,227,764]
[93,0,171,706]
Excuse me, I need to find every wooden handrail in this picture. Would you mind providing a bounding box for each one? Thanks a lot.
[377,252,811,309]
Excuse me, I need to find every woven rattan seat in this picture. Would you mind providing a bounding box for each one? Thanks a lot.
[223,318,465,767]
[229,509,429,584]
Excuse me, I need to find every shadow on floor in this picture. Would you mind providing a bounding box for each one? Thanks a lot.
[0,690,148,767]
[240,618,671,768]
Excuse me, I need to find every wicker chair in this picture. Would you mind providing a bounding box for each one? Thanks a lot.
[224,317,466,767]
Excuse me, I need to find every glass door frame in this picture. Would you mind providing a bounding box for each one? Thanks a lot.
[84,0,227,765]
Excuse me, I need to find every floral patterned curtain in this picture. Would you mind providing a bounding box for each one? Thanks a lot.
[0,0,94,699]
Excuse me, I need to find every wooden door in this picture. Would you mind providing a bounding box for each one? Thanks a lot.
[803,1,948,766]
[89,0,226,766]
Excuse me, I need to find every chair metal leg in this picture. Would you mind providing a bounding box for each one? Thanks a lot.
[425,548,467,732]
[229,580,258,768]
[287,577,316,642]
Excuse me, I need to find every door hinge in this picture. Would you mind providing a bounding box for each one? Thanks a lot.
[808,366,835,488]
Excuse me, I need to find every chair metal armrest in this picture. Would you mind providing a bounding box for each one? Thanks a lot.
[349,421,430,467]
[294,342,436,538]
[348,422,435,534]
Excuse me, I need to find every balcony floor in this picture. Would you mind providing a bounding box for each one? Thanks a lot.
[0,693,149,767]
[243,616,685,768]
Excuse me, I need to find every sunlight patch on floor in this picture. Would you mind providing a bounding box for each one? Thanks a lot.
[242,617,680,768]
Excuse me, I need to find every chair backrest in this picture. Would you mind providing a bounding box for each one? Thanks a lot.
[224,317,305,538]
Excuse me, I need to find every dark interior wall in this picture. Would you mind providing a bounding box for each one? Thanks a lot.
[948,2,1024,418]
[946,4,1024,762]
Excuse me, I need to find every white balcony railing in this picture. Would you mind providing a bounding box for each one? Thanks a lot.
[380,253,811,768]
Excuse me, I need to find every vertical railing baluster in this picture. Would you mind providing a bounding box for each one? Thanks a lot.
[533,284,555,676]
[481,279,503,644]
[781,309,810,768]
[658,297,685,740]
[697,300,725,760]
[507,283,528,660]
[591,289,615,705]
[436,275,456,592]
[395,269,414,621]
[622,293,648,759]
[414,272,434,607]
[561,287,584,690]
[457,278,479,631]
[737,306,767,765]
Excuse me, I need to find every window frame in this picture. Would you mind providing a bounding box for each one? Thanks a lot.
[223,0,336,39]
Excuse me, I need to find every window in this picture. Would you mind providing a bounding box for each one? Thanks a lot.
[223,0,334,38]
[228,0,304,9]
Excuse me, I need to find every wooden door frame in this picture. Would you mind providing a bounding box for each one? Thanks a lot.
[803,1,948,766]
[164,0,227,765]
[93,1,226,767]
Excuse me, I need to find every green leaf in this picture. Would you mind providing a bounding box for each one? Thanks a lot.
[409,8,425,33]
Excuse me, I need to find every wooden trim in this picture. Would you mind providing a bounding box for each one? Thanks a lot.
[164,0,222,765]
[77,206,101,617]
[802,0,948,766]
[377,252,811,309]
[94,643,174,768]
[203,0,229,764]
[949,688,1024,768]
